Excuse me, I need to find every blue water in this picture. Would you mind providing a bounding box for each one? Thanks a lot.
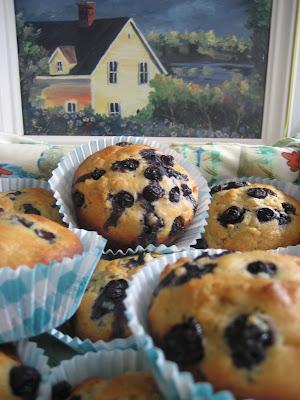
[169,62,254,86]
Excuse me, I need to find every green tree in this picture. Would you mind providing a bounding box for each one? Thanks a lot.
[246,0,272,79]
[16,14,49,126]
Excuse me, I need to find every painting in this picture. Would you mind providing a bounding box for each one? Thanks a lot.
[14,0,272,139]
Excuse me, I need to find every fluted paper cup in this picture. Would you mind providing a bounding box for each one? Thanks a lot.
[18,340,51,400]
[0,229,106,343]
[50,327,138,354]
[49,136,211,255]
[125,249,235,400]
[50,348,165,398]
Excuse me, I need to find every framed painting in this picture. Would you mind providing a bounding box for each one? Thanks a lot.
[0,0,298,144]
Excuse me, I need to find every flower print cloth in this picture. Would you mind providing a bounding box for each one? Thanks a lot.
[0,133,299,184]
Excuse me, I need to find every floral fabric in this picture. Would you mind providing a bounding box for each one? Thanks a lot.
[0,133,299,184]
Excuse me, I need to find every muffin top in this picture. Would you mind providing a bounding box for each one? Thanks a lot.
[74,252,159,342]
[0,344,40,400]
[204,181,300,250]
[0,212,83,268]
[148,250,300,400]
[72,143,198,250]
[0,188,62,224]
[55,372,163,400]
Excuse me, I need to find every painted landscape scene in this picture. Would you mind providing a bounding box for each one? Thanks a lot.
[15,0,272,138]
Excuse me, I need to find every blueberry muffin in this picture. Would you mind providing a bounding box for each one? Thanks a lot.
[0,212,83,268]
[52,373,162,400]
[0,188,62,224]
[204,181,300,250]
[74,252,159,342]
[149,251,300,400]
[0,344,41,400]
[72,143,198,250]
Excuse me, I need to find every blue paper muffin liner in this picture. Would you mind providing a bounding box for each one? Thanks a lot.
[50,348,166,398]
[50,328,138,354]
[17,340,51,400]
[0,228,106,343]
[48,136,211,256]
[124,249,236,400]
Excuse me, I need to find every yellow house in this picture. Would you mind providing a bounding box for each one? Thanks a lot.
[33,2,167,117]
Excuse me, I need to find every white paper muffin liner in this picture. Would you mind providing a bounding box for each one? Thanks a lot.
[0,177,50,191]
[17,340,51,400]
[50,328,138,354]
[0,228,106,343]
[50,348,166,398]
[48,136,211,255]
[124,249,236,400]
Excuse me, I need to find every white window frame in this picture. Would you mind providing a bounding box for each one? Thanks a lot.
[109,102,121,116]
[108,60,118,84]
[138,62,148,84]
[0,0,298,145]
[56,60,63,72]
[65,100,77,113]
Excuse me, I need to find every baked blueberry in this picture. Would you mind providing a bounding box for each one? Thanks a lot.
[124,252,146,268]
[10,365,41,398]
[139,211,164,246]
[140,149,157,160]
[75,168,106,184]
[218,206,246,227]
[72,190,85,208]
[114,191,134,209]
[247,261,277,276]
[160,154,174,167]
[91,168,106,180]
[5,191,22,200]
[277,212,292,225]
[91,279,128,320]
[22,203,41,215]
[282,202,296,215]
[10,215,34,228]
[247,187,277,199]
[165,167,188,181]
[111,159,139,172]
[116,141,133,146]
[154,262,216,295]
[181,184,192,197]
[170,216,184,237]
[52,381,72,400]
[34,229,56,242]
[161,318,204,364]
[144,166,164,181]
[210,181,249,195]
[169,187,180,203]
[143,183,165,202]
[256,208,276,223]
[225,313,274,369]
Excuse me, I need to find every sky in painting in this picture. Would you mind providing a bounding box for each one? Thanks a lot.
[14,0,252,37]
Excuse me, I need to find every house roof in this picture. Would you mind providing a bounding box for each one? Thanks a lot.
[27,18,130,75]
[59,46,77,64]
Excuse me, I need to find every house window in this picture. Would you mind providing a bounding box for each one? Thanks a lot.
[108,61,118,84]
[66,101,77,113]
[139,62,148,84]
[56,61,63,72]
[109,102,121,116]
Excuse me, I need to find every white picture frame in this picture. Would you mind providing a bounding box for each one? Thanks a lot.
[0,0,298,145]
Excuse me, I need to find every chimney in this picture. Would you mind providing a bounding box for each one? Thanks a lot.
[78,1,96,28]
